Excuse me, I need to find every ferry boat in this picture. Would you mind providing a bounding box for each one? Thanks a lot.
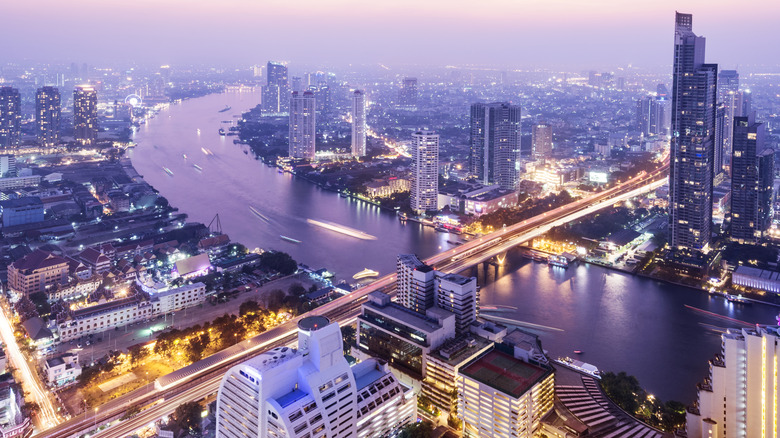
[218,105,232,113]
[193,164,203,171]
[163,167,174,176]
[548,255,569,268]
[280,235,301,244]
[218,128,226,136]
[353,268,379,280]
[554,357,601,379]
[726,293,751,304]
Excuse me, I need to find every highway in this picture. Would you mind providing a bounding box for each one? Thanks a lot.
[35,163,668,438]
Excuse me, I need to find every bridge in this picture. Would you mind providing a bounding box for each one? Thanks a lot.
[36,163,668,438]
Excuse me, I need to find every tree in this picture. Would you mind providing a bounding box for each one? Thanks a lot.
[399,421,434,438]
[259,251,297,275]
[340,325,356,354]
[127,344,148,366]
[173,401,202,435]
[239,300,261,317]
[600,371,643,414]
[266,289,286,313]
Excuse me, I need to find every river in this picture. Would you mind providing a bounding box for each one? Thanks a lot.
[130,90,780,403]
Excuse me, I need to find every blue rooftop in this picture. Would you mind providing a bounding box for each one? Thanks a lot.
[276,389,309,409]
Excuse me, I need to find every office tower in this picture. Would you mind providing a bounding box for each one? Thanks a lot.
[718,70,739,169]
[351,90,366,157]
[74,85,98,145]
[636,96,666,138]
[410,130,439,213]
[159,65,171,84]
[730,114,774,243]
[435,273,477,335]
[470,102,522,190]
[714,103,725,175]
[396,254,436,313]
[0,155,16,177]
[216,316,416,438]
[687,325,780,438]
[36,86,61,146]
[288,91,316,159]
[0,87,22,148]
[531,123,553,160]
[736,89,752,117]
[262,61,289,115]
[291,76,302,92]
[657,83,669,98]
[398,77,418,109]
[669,12,717,251]
[315,86,331,113]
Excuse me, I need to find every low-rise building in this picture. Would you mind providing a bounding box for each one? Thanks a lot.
[57,296,155,342]
[0,174,42,190]
[0,375,33,438]
[21,317,55,350]
[731,265,780,294]
[438,185,519,217]
[7,250,69,296]
[45,353,81,387]
[149,282,207,314]
[0,197,44,227]
[48,278,101,302]
[173,253,213,278]
[78,247,112,274]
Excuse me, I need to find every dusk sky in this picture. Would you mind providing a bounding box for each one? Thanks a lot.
[4,0,779,70]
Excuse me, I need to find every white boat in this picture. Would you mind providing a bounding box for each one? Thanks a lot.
[182,154,187,159]
[280,235,301,244]
[353,268,379,280]
[196,128,201,135]
[554,357,601,379]
[201,147,214,156]
[163,167,174,176]
[193,164,203,171]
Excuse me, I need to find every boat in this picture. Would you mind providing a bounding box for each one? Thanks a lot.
[435,226,448,233]
[201,147,214,156]
[182,154,187,159]
[353,268,379,280]
[726,293,751,304]
[280,235,301,244]
[573,350,583,354]
[218,105,232,113]
[193,164,203,171]
[196,128,201,135]
[163,167,174,176]
[548,255,569,268]
[219,128,226,136]
[249,206,271,222]
[554,357,600,379]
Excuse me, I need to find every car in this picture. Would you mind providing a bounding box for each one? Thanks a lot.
[77,344,82,348]
[86,341,91,346]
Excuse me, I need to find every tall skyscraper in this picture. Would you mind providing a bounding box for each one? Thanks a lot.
[730,113,774,243]
[532,123,553,160]
[74,85,98,145]
[636,96,666,138]
[718,70,739,171]
[0,87,22,148]
[410,130,439,213]
[687,325,780,438]
[288,91,316,159]
[435,273,478,335]
[736,89,752,117]
[714,103,726,175]
[470,102,522,190]
[216,316,416,438]
[351,90,366,157]
[398,77,418,109]
[396,254,436,313]
[669,12,718,251]
[262,61,289,115]
[36,86,61,146]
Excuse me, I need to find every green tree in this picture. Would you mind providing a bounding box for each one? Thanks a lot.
[340,325,356,354]
[399,421,434,438]
[259,251,298,275]
[600,371,643,414]
[173,401,202,435]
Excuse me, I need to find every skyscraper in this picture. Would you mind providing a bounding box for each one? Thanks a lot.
[216,316,416,438]
[74,85,98,145]
[669,12,718,251]
[396,254,436,313]
[262,61,289,115]
[288,91,316,159]
[351,90,366,157]
[469,102,522,190]
[398,77,418,109]
[714,103,725,175]
[532,123,553,160]
[36,86,61,146]
[636,96,666,138]
[718,70,739,171]
[730,113,774,243]
[410,130,439,213]
[0,87,22,148]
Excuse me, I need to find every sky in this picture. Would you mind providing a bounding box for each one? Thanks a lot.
[3,0,779,71]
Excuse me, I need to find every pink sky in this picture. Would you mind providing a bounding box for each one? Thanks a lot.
[3,0,778,70]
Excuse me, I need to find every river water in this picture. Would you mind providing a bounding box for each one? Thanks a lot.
[130,90,780,403]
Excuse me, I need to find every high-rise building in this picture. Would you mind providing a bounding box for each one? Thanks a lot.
[288,91,316,159]
[470,102,522,190]
[36,86,61,146]
[636,96,666,138]
[74,85,98,145]
[351,90,367,157]
[396,254,436,313]
[435,273,478,335]
[291,76,302,93]
[410,130,439,213]
[687,325,780,438]
[262,61,289,115]
[0,155,16,177]
[714,103,726,176]
[0,87,22,148]
[736,89,752,117]
[216,316,416,438]
[669,12,717,251]
[730,113,774,243]
[531,123,553,160]
[718,70,739,171]
[398,77,418,109]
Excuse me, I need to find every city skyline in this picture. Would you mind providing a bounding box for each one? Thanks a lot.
[2,2,780,70]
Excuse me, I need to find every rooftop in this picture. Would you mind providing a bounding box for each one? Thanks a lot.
[0,197,43,208]
[460,349,550,399]
[363,298,448,335]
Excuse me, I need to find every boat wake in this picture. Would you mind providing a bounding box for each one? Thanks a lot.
[249,206,271,223]
[307,219,377,240]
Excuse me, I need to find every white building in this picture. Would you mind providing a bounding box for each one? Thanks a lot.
[396,254,436,313]
[289,91,316,159]
[435,273,478,335]
[216,316,415,438]
[149,282,206,314]
[58,297,155,342]
[410,130,439,213]
[351,90,366,157]
[45,352,81,387]
[687,325,780,438]
[731,266,780,294]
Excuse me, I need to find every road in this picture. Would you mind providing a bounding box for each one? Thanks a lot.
[35,163,668,438]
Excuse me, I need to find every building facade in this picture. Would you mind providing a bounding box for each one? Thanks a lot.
[57,297,155,342]
[0,197,44,227]
[351,90,366,157]
[216,316,415,438]
[262,61,290,115]
[669,12,718,251]
[289,91,316,159]
[36,86,61,146]
[532,123,553,160]
[435,273,478,335]
[470,102,522,190]
[730,113,774,243]
[410,130,439,213]
[398,77,418,109]
[0,87,21,148]
[396,254,436,313]
[687,325,780,438]
[7,250,69,296]
[74,85,98,145]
